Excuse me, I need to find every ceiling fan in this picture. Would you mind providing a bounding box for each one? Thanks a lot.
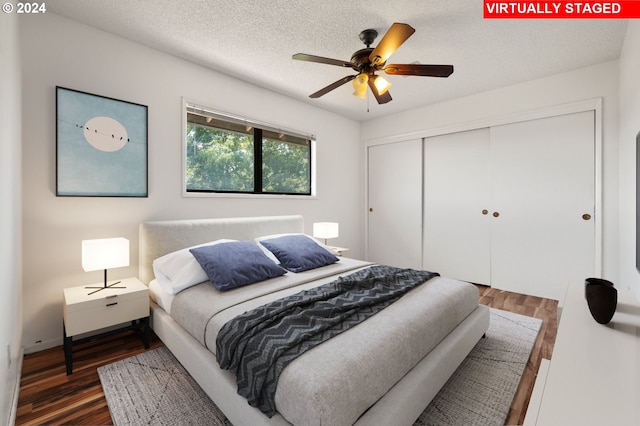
[292,22,454,104]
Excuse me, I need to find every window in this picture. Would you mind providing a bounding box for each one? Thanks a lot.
[185,104,314,196]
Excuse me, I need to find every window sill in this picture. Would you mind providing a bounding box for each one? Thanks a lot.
[182,191,318,200]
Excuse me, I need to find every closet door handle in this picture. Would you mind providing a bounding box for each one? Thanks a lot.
[493,211,500,218]
[582,213,591,221]
[482,209,488,215]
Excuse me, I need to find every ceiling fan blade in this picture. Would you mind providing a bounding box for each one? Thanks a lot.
[309,75,356,98]
[368,79,392,104]
[293,53,353,68]
[369,23,415,66]
[384,64,454,77]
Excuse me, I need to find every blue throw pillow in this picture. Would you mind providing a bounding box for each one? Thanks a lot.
[259,235,339,273]
[189,241,285,291]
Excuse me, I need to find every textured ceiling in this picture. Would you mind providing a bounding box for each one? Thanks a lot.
[46,0,627,122]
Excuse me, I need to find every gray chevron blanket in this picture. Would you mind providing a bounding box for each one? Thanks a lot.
[216,265,439,416]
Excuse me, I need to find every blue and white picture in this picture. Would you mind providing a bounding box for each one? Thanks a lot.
[56,87,148,197]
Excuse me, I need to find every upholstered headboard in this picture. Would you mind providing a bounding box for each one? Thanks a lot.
[138,215,304,284]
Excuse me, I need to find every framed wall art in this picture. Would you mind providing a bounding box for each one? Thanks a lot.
[56,86,148,197]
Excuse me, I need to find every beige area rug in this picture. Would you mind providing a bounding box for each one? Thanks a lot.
[98,308,541,426]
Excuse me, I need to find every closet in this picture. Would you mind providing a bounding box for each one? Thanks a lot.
[367,139,423,269]
[423,128,492,285]
[368,110,596,301]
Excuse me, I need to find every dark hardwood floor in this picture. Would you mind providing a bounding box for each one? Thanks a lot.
[16,332,163,426]
[477,285,558,425]
[16,286,557,425]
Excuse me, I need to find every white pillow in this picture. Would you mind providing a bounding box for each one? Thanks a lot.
[255,233,335,263]
[152,239,236,295]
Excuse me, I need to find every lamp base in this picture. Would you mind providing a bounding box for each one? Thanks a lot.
[85,280,126,295]
[85,270,126,295]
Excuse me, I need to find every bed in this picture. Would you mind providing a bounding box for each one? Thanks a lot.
[139,215,490,426]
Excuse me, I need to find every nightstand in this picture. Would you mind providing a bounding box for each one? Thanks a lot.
[63,277,150,375]
[328,246,350,257]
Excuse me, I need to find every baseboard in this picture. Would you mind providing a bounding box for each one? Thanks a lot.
[24,321,135,355]
[23,337,61,355]
[5,347,23,426]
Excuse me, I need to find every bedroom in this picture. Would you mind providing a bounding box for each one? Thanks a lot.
[2,1,640,425]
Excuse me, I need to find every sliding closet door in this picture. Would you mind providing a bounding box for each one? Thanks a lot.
[367,139,423,269]
[490,111,595,300]
[423,128,491,283]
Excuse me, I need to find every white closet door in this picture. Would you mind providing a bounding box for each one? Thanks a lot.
[490,111,595,300]
[367,139,423,269]
[423,128,491,283]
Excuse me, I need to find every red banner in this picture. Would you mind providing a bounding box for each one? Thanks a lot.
[484,1,640,18]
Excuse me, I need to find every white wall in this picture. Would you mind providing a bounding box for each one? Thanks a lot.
[618,21,640,299]
[362,61,621,289]
[0,11,24,425]
[20,13,362,353]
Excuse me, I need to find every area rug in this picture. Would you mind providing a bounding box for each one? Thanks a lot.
[98,308,541,426]
[415,308,541,425]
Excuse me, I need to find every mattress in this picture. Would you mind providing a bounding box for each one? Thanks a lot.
[168,260,480,426]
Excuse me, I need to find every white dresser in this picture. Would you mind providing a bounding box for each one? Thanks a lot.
[525,281,640,425]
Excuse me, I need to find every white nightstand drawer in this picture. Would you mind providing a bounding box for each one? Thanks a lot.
[64,294,148,336]
[63,277,149,336]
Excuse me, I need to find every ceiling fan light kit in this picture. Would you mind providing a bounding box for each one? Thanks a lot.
[292,22,454,104]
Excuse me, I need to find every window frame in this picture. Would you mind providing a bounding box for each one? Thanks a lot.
[182,100,316,198]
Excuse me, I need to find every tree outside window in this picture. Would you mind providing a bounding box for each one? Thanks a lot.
[185,108,312,195]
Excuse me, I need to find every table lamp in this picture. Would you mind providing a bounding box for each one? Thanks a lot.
[313,222,339,245]
[82,237,129,295]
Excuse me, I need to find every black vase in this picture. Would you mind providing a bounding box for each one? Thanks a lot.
[584,278,617,324]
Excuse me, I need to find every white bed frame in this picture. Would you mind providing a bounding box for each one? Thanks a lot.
[139,215,489,426]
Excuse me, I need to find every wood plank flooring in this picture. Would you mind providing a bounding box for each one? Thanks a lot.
[478,285,558,426]
[16,286,557,425]
[16,332,163,425]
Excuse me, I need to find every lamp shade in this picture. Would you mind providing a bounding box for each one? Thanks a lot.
[352,73,369,99]
[82,238,130,272]
[313,222,339,240]
[371,75,392,95]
